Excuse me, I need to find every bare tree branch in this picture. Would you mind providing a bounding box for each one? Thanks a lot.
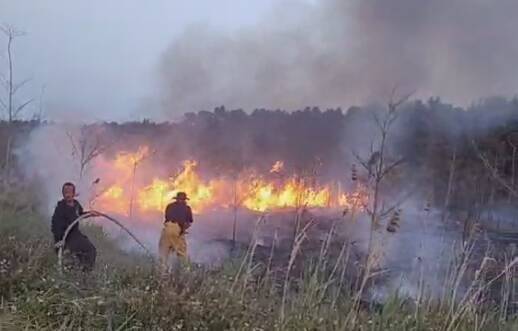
[0,24,25,38]
[14,98,34,116]
[0,73,7,87]
[12,77,32,94]
[352,151,371,172]
[348,89,411,255]
[1,23,29,181]
[82,138,108,169]
[472,140,518,199]
[372,111,383,132]
[36,84,46,120]
[0,97,6,110]
[380,157,405,180]
[66,125,111,179]
[389,89,415,111]
[66,131,79,158]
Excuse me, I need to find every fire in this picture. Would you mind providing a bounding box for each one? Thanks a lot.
[137,160,216,213]
[114,146,150,175]
[137,178,171,211]
[338,187,369,213]
[93,147,368,216]
[242,178,332,212]
[104,185,124,199]
[95,185,129,215]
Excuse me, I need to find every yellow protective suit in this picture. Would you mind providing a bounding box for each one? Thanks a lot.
[158,222,187,268]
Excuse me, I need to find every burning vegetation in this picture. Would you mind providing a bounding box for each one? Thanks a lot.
[1,0,518,326]
[92,146,368,216]
[3,102,518,329]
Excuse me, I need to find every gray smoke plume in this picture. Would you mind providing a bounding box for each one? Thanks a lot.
[159,0,518,115]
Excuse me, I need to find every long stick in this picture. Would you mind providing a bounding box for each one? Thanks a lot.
[57,211,153,272]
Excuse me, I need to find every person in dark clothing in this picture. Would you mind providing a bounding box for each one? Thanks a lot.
[159,192,193,268]
[165,192,194,234]
[51,182,99,272]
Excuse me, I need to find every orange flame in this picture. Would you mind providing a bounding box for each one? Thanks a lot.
[93,147,368,215]
[114,146,149,174]
[137,160,215,213]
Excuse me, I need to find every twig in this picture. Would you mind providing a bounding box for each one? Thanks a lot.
[380,157,405,179]
[352,151,371,173]
[280,219,314,323]
[472,140,518,199]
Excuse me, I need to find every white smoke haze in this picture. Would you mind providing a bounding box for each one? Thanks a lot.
[14,125,235,265]
[16,123,460,302]
[160,0,518,115]
[13,125,322,261]
[9,0,518,305]
[16,124,87,213]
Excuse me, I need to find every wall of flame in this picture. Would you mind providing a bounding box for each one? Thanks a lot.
[90,146,368,216]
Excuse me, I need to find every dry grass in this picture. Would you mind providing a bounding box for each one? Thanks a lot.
[1,193,517,330]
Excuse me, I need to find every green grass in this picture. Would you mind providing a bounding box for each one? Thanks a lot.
[1,198,517,330]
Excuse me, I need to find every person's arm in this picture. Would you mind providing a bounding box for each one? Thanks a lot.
[165,203,172,222]
[187,206,194,225]
[51,204,65,243]
[77,201,85,215]
[183,206,193,231]
[178,206,193,234]
[77,201,100,217]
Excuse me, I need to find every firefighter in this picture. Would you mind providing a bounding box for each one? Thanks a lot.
[51,182,99,272]
[159,192,193,269]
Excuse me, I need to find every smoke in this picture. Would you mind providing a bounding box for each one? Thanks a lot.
[14,102,511,302]
[8,0,517,305]
[159,0,518,115]
[15,124,88,213]
[15,124,331,265]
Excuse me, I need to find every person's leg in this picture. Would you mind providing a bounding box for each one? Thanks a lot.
[158,225,172,273]
[70,233,96,272]
[177,234,192,270]
[175,234,188,260]
[61,248,79,271]
[81,235,96,272]
[65,232,86,271]
[168,223,189,267]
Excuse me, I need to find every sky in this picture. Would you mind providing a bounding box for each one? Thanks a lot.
[0,0,280,121]
[1,0,518,122]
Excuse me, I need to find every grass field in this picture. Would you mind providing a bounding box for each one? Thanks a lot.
[1,193,517,331]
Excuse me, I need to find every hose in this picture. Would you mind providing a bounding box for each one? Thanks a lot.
[57,210,154,272]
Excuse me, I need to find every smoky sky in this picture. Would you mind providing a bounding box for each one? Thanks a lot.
[160,0,518,116]
[2,1,518,121]
[0,0,277,121]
